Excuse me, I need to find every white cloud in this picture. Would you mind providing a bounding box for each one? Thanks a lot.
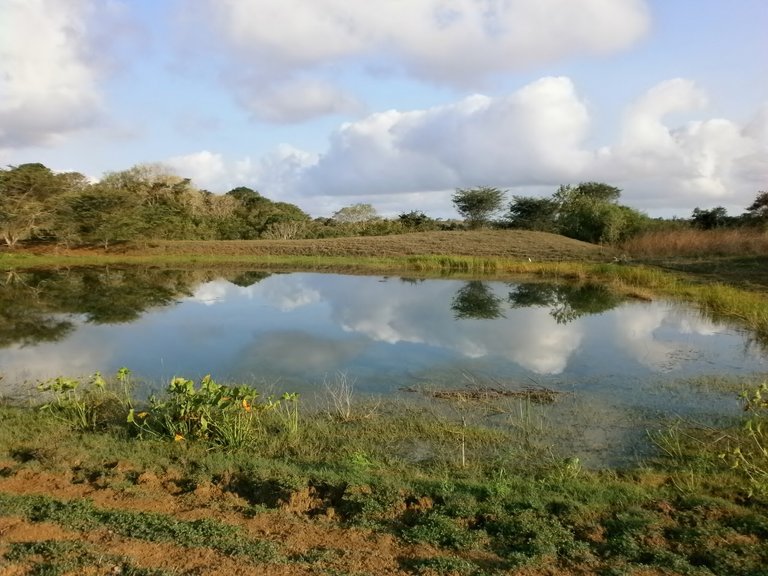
[186,0,649,121]
[596,79,768,210]
[237,78,361,123]
[324,277,582,374]
[164,144,317,198]
[163,75,766,216]
[0,0,103,146]
[165,150,227,190]
[279,77,766,215]
[295,77,590,197]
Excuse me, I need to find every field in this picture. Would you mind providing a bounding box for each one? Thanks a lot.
[1,229,767,575]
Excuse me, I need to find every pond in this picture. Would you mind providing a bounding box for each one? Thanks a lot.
[1,267,766,465]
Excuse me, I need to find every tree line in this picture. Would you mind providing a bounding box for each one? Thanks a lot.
[455,183,768,244]
[1,161,765,248]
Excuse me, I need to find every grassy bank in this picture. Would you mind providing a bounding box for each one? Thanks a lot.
[1,372,767,575]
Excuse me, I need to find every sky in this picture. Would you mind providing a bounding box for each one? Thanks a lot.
[1,0,766,219]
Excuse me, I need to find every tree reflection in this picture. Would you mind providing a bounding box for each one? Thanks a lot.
[508,282,623,324]
[0,271,74,347]
[451,281,506,320]
[228,270,272,287]
[0,267,272,347]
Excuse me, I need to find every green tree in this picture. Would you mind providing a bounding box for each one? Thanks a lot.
[66,185,143,248]
[554,182,648,244]
[506,196,559,232]
[691,206,729,230]
[745,191,768,224]
[452,186,505,228]
[0,163,59,246]
[225,186,309,238]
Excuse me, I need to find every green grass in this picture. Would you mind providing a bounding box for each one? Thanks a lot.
[0,492,282,563]
[2,379,768,574]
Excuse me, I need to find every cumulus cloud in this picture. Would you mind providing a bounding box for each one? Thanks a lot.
[186,0,649,121]
[0,0,134,147]
[295,76,590,197]
[163,74,765,216]
[276,77,765,215]
[595,79,768,209]
[164,145,317,196]
[165,150,227,190]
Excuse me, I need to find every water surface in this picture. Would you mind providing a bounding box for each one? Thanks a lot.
[2,267,765,464]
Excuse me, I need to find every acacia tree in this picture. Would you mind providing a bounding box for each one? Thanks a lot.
[452,186,505,228]
[332,203,379,223]
[0,163,59,246]
[506,196,559,232]
[745,191,768,224]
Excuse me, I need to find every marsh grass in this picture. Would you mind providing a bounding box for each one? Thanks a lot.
[623,228,768,258]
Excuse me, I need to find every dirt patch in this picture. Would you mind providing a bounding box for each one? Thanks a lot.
[0,466,449,575]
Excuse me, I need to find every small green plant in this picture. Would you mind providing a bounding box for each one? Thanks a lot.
[128,374,290,449]
[37,371,121,431]
[274,392,300,436]
[721,382,768,496]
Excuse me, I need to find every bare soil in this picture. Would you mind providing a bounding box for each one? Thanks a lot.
[0,462,588,576]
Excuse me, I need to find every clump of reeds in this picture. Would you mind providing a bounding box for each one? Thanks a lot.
[622,228,768,258]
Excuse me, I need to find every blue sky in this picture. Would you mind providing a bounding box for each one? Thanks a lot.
[1,0,766,219]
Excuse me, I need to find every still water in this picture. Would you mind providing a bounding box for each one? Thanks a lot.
[1,267,765,463]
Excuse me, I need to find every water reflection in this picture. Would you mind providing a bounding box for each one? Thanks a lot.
[507,282,622,324]
[451,281,506,320]
[1,267,765,464]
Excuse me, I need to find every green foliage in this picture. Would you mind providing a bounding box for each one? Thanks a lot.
[508,182,652,244]
[130,375,267,447]
[721,382,768,496]
[401,510,480,550]
[37,371,126,432]
[692,206,731,230]
[745,191,768,225]
[506,196,559,232]
[0,492,281,563]
[398,210,438,231]
[452,187,505,228]
[0,163,86,247]
[128,375,301,448]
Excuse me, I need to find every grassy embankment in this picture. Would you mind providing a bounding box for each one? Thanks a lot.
[1,228,767,574]
[1,369,767,575]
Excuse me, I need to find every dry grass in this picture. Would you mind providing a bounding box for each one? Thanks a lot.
[27,230,614,261]
[622,228,768,258]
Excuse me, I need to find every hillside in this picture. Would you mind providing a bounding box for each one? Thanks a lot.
[40,230,615,261]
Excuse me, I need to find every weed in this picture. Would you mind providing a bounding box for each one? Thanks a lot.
[36,371,123,431]
[128,374,286,448]
[4,539,174,576]
[720,382,768,496]
[323,372,356,422]
[401,510,480,550]
[0,492,282,563]
[404,555,480,575]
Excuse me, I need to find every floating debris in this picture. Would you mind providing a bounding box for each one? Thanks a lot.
[400,385,562,404]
